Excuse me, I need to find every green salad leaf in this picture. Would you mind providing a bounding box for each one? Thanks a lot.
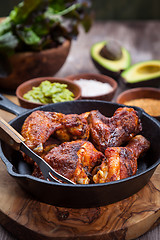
[0,0,92,55]
[10,0,44,24]
[0,32,19,54]
[16,27,41,45]
[0,17,12,35]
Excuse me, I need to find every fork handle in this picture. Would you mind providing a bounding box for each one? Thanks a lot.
[0,117,25,151]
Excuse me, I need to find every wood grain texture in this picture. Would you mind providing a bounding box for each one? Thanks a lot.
[0,158,159,240]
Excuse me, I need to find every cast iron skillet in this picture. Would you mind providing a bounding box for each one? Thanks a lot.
[0,94,160,208]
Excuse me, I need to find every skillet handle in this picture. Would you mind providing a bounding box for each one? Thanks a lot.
[0,94,27,116]
[0,117,25,151]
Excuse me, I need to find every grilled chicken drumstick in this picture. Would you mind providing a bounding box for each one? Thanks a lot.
[93,135,150,183]
[87,107,142,153]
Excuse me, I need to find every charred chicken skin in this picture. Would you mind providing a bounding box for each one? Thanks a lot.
[21,111,63,150]
[87,107,142,153]
[32,140,106,184]
[21,110,90,163]
[55,114,90,142]
[93,135,150,183]
[21,107,150,184]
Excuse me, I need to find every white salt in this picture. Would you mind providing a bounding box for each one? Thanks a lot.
[74,79,113,97]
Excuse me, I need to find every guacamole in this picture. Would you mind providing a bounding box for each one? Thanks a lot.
[23,80,74,104]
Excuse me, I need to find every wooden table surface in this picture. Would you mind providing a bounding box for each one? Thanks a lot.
[0,21,160,240]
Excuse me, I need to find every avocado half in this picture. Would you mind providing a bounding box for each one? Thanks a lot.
[120,60,160,87]
[91,41,131,80]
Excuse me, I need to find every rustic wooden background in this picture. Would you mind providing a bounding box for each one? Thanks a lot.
[0,0,160,19]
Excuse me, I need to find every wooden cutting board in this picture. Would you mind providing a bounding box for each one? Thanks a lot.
[0,159,159,240]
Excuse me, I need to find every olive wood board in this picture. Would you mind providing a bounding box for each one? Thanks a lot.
[0,159,159,240]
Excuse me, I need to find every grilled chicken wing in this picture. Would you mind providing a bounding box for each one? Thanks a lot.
[21,111,63,164]
[32,140,106,184]
[21,111,90,161]
[55,114,90,142]
[87,107,142,152]
[93,135,150,183]
[21,111,63,150]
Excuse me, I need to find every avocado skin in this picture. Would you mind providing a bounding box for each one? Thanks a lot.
[120,75,160,88]
[91,57,121,80]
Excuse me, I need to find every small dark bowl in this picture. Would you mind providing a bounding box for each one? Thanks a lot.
[16,77,81,109]
[66,73,118,101]
[116,87,160,121]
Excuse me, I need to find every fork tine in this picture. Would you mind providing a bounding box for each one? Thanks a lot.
[21,142,76,184]
[40,156,76,184]
[49,171,76,184]
[47,173,61,183]
[38,163,62,183]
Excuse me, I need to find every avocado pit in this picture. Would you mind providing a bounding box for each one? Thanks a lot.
[100,40,123,61]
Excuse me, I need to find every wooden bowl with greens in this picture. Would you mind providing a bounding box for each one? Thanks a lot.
[0,0,92,90]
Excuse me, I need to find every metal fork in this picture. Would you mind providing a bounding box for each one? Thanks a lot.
[0,117,75,184]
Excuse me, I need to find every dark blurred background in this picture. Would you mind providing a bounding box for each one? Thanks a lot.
[0,0,160,19]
